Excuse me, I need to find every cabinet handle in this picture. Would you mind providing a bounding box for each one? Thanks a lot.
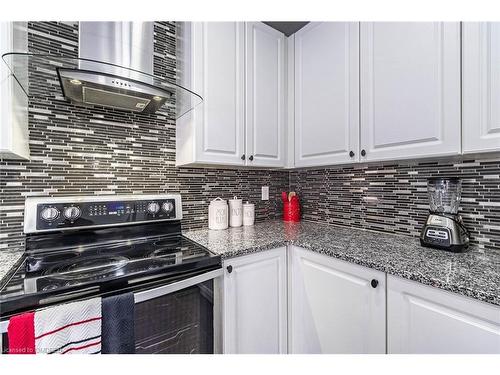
[241,154,246,160]
[349,151,355,157]
[361,149,366,157]
[371,279,378,288]
[226,265,233,274]
[249,155,254,161]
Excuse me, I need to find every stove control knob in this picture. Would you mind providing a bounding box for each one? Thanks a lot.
[63,206,81,221]
[162,202,174,213]
[147,202,160,214]
[40,207,60,222]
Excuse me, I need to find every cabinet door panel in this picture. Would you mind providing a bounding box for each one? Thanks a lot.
[289,246,385,354]
[223,248,287,354]
[360,22,461,161]
[294,22,359,167]
[388,275,500,354]
[463,22,500,153]
[245,22,285,167]
[194,22,245,165]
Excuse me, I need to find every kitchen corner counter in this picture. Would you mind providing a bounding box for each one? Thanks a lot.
[183,220,500,307]
[0,248,25,289]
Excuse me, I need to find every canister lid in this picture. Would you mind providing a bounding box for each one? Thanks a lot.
[210,197,227,205]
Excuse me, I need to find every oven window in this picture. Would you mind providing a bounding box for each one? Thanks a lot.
[134,279,214,354]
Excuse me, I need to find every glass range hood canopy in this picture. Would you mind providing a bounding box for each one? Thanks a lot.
[2,52,202,119]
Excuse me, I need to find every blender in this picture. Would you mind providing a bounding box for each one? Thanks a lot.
[420,177,470,252]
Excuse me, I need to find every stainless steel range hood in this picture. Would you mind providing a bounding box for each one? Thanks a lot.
[1,22,202,118]
[60,22,167,114]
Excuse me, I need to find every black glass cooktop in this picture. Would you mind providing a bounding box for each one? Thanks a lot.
[0,222,220,317]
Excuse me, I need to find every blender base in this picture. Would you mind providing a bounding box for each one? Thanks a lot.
[420,214,470,253]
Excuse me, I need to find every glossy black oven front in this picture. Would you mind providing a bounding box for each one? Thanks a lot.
[134,279,214,354]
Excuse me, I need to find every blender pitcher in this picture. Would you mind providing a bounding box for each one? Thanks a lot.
[427,177,462,215]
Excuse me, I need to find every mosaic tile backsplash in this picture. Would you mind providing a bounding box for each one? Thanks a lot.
[290,157,500,252]
[0,21,289,250]
[0,22,499,254]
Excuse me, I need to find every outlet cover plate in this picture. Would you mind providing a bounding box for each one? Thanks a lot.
[261,186,269,201]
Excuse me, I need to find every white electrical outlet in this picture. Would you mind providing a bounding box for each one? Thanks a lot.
[261,186,269,201]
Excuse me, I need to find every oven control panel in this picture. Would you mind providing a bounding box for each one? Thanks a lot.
[24,194,182,233]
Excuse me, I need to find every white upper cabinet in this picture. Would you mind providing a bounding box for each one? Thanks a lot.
[462,22,500,154]
[245,22,285,167]
[223,248,287,354]
[360,22,461,162]
[289,246,386,354]
[176,22,246,166]
[388,275,500,354]
[176,22,285,168]
[294,22,359,167]
[0,22,29,160]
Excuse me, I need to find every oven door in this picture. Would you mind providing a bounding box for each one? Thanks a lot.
[133,268,223,354]
[0,268,223,354]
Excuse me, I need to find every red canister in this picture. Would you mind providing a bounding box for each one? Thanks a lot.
[283,195,301,222]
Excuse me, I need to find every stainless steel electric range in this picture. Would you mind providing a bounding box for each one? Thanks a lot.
[0,194,222,354]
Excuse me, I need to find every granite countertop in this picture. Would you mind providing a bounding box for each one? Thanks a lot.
[0,248,25,289]
[184,220,500,307]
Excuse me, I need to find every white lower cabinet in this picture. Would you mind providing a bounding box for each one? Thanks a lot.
[222,247,499,354]
[288,246,386,353]
[222,247,287,354]
[387,275,500,354]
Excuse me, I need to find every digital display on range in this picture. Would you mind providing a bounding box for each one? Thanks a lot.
[108,203,125,211]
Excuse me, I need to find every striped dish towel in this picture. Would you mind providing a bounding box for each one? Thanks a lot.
[34,298,102,354]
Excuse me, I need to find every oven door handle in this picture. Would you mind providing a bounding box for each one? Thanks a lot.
[0,268,223,336]
[133,268,223,304]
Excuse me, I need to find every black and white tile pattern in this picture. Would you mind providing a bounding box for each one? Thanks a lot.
[0,22,498,257]
[0,21,288,251]
[290,157,500,252]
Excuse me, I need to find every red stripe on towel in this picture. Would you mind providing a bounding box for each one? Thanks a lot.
[61,340,101,354]
[8,312,35,354]
[35,317,101,340]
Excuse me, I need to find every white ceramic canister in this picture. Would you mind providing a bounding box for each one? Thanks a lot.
[243,201,255,226]
[208,197,228,230]
[228,196,243,227]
